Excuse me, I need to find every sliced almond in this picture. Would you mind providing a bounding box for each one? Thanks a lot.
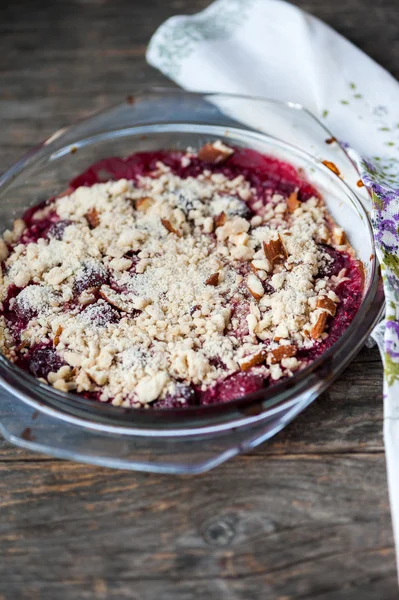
[53,325,63,347]
[287,191,300,213]
[316,296,336,316]
[214,212,227,228]
[240,350,267,372]
[263,235,288,266]
[268,344,297,364]
[205,272,219,286]
[247,273,264,300]
[161,218,182,237]
[198,141,234,164]
[310,312,328,339]
[85,207,100,228]
[136,197,154,212]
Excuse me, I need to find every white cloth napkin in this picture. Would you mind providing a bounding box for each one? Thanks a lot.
[147,0,399,573]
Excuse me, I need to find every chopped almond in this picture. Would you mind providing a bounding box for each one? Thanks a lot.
[214,212,227,228]
[287,191,300,213]
[16,339,30,352]
[240,350,267,371]
[310,312,328,339]
[161,218,182,237]
[268,345,297,364]
[316,296,336,316]
[99,286,130,312]
[198,141,234,164]
[251,259,270,273]
[205,272,219,286]
[333,227,346,245]
[354,260,365,287]
[78,287,98,306]
[53,325,63,347]
[247,272,264,300]
[263,235,288,266]
[190,304,201,315]
[85,207,100,228]
[136,197,154,212]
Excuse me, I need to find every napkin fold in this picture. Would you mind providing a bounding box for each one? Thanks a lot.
[147,0,399,573]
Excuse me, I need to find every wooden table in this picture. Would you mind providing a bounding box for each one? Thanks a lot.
[0,1,398,598]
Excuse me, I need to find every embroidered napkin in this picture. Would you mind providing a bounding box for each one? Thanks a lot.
[147,0,399,572]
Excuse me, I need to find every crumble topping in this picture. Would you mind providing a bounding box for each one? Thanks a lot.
[0,143,361,407]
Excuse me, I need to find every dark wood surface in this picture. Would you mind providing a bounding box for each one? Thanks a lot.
[0,1,398,598]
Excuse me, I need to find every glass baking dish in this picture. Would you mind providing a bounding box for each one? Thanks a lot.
[0,89,384,473]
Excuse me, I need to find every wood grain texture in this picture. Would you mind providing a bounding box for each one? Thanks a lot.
[0,0,396,598]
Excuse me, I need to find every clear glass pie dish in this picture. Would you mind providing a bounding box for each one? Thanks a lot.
[0,89,384,473]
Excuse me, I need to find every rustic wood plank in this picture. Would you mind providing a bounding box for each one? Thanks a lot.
[0,453,395,599]
[0,0,396,598]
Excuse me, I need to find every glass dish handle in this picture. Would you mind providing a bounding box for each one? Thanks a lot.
[0,388,313,474]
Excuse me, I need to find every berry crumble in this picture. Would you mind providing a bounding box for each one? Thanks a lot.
[0,142,364,408]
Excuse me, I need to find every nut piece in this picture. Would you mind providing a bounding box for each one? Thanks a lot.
[333,227,346,245]
[100,285,131,312]
[310,312,328,339]
[78,287,98,306]
[316,296,336,316]
[205,272,219,286]
[16,339,30,352]
[0,239,9,262]
[263,235,288,266]
[287,191,300,213]
[247,273,264,300]
[136,197,154,212]
[355,260,365,287]
[53,325,63,347]
[161,218,182,237]
[322,160,340,176]
[136,372,169,404]
[268,344,297,364]
[251,259,271,273]
[85,208,100,228]
[198,141,234,164]
[214,212,227,228]
[109,257,132,272]
[240,350,267,371]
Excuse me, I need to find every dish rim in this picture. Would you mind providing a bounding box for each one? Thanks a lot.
[0,88,385,435]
